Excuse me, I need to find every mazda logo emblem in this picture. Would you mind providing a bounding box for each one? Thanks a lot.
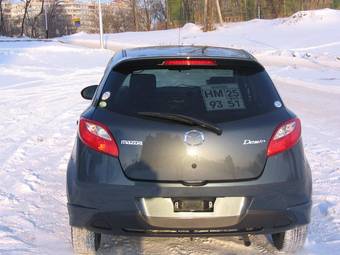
[184,130,205,146]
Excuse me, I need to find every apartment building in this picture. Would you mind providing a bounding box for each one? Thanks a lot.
[3,0,130,35]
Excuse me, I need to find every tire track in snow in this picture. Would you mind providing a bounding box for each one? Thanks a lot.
[0,41,112,254]
[0,75,99,169]
[0,104,80,253]
[0,53,105,253]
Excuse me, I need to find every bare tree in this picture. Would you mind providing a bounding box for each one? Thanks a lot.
[20,0,32,36]
[165,0,170,29]
[203,0,208,31]
[102,2,135,33]
[182,0,191,23]
[143,0,151,31]
[28,0,44,37]
[215,0,223,25]
[131,0,138,31]
[0,0,6,35]
[46,0,73,37]
[203,0,214,31]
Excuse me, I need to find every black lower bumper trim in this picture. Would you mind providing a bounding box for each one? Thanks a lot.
[68,201,311,236]
[123,227,263,235]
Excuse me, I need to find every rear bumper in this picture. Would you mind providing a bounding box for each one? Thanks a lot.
[67,173,312,236]
[67,140,312,236]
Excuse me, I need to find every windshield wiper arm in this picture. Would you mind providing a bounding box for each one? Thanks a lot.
[137,112,222,135]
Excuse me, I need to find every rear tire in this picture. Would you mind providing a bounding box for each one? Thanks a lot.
[71,226,101,255]
[271,225,308,253]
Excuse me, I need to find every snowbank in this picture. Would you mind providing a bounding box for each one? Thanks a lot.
[282,8,340,25]
[60,8,340,62]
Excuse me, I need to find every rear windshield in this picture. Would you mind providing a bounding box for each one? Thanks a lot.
[99,62,281,123]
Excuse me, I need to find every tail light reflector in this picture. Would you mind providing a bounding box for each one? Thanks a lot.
[267,118,301,157]
[162,59,217,66]
[79,118,119,157]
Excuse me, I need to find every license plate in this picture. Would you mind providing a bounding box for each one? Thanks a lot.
[201,83,246,111]
[173,199,214,212]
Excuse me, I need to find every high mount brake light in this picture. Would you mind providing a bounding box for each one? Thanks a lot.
[79,118,119,157]
[162,59,217,66]
[267,118,301,157]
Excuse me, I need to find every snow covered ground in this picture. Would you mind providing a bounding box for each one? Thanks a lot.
[1,8,340,255]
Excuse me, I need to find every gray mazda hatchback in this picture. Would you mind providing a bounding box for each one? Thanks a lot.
[67,46,312,254]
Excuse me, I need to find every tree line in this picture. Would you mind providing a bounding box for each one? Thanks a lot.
[1,0,340,38]
[166,0,340,30]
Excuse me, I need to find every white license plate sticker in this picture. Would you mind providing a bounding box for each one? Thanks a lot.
[201,84,245,111]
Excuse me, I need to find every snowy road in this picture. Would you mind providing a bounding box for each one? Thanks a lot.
[0,41,110,255]
[1,31,340,255]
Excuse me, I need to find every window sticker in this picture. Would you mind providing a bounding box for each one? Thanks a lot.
[274,101,282,108]
[101,91,111,100]
[201,83,245,111]
[99,101,107,108]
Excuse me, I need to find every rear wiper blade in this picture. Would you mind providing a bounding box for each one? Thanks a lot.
[137,112,222,135]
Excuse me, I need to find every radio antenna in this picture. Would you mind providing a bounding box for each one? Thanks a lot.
[178,25,181,46]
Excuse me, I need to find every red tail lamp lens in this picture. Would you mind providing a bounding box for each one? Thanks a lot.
[267,118,301,157]
[79,118,119,157]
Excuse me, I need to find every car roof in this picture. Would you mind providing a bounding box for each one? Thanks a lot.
[118,45,257,62]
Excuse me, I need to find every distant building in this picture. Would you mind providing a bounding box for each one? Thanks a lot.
[60,0,97,33]
[4,0,130,35]
[112,0,130,10]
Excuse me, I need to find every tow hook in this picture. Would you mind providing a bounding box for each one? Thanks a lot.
[242,235,251,247]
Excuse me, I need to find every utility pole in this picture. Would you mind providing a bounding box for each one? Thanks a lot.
[244,0,248,20]
[215,0,223,25]
[132,0,138,31]
[165,0,170,29]
[283,0,286,16]
[98,0,104,49]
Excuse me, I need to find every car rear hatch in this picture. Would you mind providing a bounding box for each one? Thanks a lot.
[93,58,288,182]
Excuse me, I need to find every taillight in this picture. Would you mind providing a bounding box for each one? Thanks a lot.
[267,118,301,157]
[79,118,119,157]
[162,59,217,66]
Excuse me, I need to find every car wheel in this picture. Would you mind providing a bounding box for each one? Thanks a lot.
[71,226,101,255]
[271,225,308,253]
